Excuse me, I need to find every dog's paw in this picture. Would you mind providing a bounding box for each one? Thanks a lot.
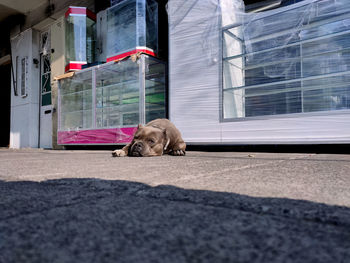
[112,150,127,157]
[169,149,186,156]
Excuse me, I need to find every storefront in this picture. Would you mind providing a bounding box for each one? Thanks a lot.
[8,0,350,148]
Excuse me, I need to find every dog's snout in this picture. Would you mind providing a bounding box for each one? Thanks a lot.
[134,142,143,151]
[132,142,143,153]
[130,141,144,157]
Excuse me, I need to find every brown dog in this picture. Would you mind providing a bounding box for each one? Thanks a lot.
[112,119,186,157]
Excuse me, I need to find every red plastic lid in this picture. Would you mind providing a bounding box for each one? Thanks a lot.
[65,6,96,21]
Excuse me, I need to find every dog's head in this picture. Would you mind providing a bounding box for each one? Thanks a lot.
[128,124,170,157]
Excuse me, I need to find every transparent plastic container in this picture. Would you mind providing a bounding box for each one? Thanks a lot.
[106,0,158,62]
[65,6,96,72]
[58,55,166,145]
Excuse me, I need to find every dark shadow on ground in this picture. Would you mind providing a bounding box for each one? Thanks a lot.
[186,144,350,154]
[0,179,349,263]
[63,144,350,154]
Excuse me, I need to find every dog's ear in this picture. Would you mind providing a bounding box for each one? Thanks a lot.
[137,124,143,130]
[163,129,170,151]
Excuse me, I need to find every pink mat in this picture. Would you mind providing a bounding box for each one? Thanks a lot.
[58,127,137,144]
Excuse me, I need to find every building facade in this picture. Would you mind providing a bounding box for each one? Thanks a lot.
[1,0,350,148]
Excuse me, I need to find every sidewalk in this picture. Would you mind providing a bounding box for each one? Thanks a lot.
[0,148,349,262]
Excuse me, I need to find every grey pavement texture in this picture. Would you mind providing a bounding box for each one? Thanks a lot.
[0,148,350,262]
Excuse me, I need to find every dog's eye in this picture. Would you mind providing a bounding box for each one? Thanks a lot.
[149,139,155,144]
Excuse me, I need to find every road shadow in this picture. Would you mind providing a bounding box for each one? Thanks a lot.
[0,178,349,263]
[64,144,350,154]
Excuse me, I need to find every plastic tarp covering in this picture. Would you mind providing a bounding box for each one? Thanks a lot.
[106,0,158,61]
[167,0,350,144]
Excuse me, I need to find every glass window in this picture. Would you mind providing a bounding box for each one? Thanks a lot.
[20,57,27,97]
[222,0,350,120]
[41,54,51,106]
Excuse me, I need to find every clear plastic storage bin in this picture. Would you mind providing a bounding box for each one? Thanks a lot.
[65,6,96,72]
[106,0,158,62]
[58,54,166,145]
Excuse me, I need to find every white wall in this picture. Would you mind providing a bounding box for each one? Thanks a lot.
[168,0,222,142]
[10,29,40,148]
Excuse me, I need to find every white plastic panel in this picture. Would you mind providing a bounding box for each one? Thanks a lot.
[168,0,222,142]
[10,29,40,148]
[168,0,350,144]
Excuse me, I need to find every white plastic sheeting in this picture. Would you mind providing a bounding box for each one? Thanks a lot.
[168,0,350,144]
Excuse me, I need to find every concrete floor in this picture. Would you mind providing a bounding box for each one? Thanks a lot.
[0,148,350,262]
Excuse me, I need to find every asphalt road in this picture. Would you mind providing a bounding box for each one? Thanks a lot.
[0,149,349,262]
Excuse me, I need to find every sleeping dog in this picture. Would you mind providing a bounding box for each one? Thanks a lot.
[112,119,186,157]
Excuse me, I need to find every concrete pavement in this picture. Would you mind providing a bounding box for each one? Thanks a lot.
[0,148,349,262]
